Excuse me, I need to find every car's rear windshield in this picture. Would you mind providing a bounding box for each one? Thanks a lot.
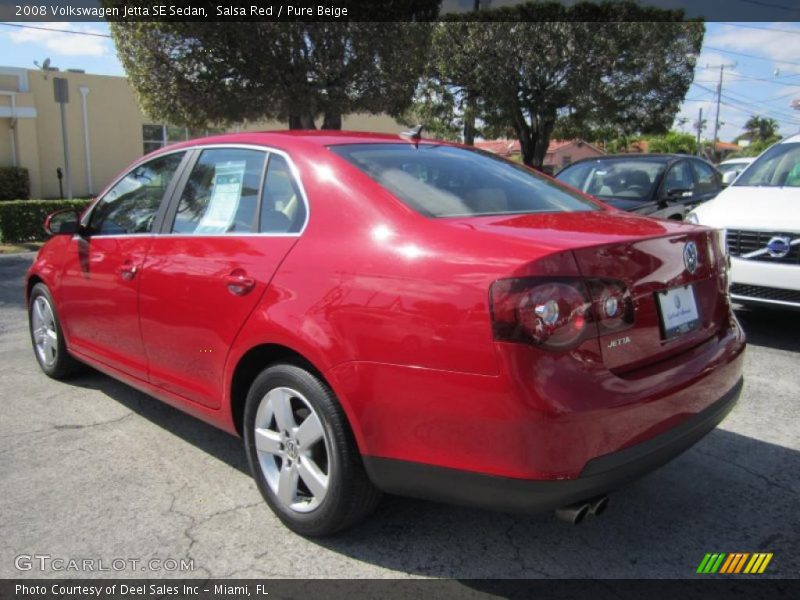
[328,143,599,218]
[734,142,800,187]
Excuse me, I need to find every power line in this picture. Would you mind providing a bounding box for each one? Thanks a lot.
[704,45,800,69]
[724,75,800,88]
[0,22,111,38]
[694,82,800,125]
[697,85,800,120]
[718,22,800,36]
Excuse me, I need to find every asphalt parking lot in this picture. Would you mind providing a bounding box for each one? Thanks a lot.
[1,252,798,579]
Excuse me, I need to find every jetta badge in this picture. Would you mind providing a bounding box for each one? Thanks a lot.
[683,241,698,274]
[766,236,791,258]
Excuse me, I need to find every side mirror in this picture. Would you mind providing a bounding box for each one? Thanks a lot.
[44,208,81,236]
[664,187,693,200]
[721,171,737,187]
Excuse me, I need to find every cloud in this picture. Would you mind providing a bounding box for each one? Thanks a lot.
[706,23,800,75]
[5,22,109,57]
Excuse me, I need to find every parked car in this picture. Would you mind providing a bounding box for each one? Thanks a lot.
[717,157,755,186]
[28,132,744,536]
[687,135,800,309]
[556,154,723,220]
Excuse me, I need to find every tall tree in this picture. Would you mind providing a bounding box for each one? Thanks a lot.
[423,1,703,167]
[108,6,438,129]
[741,115,780,143]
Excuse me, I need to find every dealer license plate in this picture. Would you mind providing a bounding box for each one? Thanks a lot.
[656,285,700,340]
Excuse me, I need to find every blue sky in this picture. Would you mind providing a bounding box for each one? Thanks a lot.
[1,21,799,142]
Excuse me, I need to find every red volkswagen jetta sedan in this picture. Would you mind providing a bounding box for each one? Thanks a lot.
[27,132,745,536]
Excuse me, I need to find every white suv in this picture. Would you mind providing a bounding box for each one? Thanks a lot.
[687,134,800,309]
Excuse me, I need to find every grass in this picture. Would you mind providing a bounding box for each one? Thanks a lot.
[0,241,43,255]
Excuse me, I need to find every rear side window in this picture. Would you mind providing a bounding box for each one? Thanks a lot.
[88,152,184,235]
[557,159,664,201]
[260,154,306,233]
[172,148,266,234]
[329,143,598,217]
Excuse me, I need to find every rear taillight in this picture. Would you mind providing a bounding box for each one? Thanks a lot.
[586,278,634,337]
[490,278,593,350]
[490,277,633,351]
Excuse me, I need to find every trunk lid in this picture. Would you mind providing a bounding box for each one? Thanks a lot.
[571,228,727,372]
[445,210,729,372]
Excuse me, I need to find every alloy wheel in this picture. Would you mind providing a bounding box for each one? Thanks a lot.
[254,386,331,513]
[31,296,58,368]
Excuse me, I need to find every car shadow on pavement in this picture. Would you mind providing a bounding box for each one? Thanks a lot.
[55,361,800,577]
[61,370,250,474]
[734,305,800,352]
[311,428,799,578]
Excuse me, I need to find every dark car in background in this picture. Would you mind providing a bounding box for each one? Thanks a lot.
[556,154,723,220]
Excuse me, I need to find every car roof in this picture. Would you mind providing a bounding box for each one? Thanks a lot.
[780,133,800,144]
[151,130,431,156]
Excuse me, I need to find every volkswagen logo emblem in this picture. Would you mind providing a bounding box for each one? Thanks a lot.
[766,236,791,258]
[683,241,698,274]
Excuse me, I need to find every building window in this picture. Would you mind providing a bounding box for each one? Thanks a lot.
[561,155,572,168]
[142,124,166,155]
[142,124,227,155]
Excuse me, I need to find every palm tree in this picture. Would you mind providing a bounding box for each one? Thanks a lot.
[742,115,779,143]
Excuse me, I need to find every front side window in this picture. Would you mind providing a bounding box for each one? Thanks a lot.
[330,143,598,218]
[691,160,721,195]
[663,161,694,194]
[88,152,184,235]
[172,148,266,234]
[735,142,800,187]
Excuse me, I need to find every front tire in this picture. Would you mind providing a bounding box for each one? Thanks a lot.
[243,363,381,536]
[28,283,80,379]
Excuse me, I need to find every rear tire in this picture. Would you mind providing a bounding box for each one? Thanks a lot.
[243,363,381,536]
[28,283,80,380]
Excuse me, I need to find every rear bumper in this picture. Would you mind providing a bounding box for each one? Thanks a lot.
[364,377,742,513]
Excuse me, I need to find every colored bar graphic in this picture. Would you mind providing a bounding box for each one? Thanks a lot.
[700,552,773,575]
[697,553,713,573]
[711,553,726,573]
[719,554,735,574]
[734,553,749,573]
[758,553,773,573]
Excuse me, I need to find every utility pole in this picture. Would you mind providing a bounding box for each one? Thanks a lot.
[710,62,737,162]
[696,107,703,155]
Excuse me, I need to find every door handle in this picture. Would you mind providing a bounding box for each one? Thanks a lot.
[224,271,256,296]
[119,261,138,281]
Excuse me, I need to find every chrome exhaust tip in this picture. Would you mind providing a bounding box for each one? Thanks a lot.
[555,502,590,524]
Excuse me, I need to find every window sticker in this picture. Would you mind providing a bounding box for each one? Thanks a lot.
[196,161,246,233]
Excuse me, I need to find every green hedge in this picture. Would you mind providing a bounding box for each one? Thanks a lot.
[0,167,30,200]
[0,200,89,243]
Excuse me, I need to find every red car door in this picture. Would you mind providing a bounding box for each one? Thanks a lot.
[138,148,307,408]
[58,152,187,381]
